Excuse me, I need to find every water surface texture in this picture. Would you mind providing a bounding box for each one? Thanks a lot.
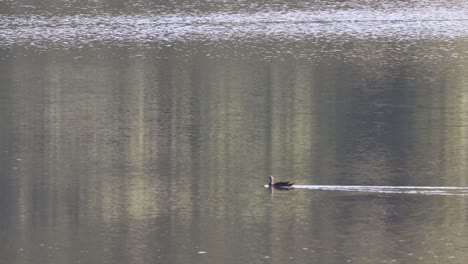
[2,7,468,47]
[1,1,468,264]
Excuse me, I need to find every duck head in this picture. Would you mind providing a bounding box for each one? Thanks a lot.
[266,176,274,186]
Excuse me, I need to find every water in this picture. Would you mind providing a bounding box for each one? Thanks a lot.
[2,1,468,263]
[292,185,468,195]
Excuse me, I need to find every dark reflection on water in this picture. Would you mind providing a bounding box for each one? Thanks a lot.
[1,46,468,264]
[1,1,468,264]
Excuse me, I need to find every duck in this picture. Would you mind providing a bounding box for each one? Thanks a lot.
[267,176,294,188]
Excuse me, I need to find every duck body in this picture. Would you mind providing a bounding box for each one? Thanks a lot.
[267,176,294,188]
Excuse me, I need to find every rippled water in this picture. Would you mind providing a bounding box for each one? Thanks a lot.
[291,185,468,195]
[1,2,468,55]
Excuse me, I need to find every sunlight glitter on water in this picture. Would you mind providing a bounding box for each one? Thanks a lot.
[1,7,468,49]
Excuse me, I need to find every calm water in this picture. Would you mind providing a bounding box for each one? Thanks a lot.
[2,1,468,263]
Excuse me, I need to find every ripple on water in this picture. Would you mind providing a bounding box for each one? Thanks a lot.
[1,6,468,49]
[292,185,468,196]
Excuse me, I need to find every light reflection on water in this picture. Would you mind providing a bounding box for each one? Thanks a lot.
[292,185,468,195]
[1,7,468,51]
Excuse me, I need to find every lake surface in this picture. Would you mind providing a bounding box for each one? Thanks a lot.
[2,1,468,263]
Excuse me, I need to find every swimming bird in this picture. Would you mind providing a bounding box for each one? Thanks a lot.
[267,176,294,188]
